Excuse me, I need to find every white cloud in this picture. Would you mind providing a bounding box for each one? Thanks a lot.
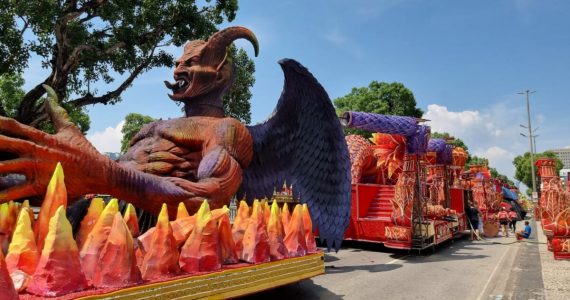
[423,103,528,184]
[321,28,363,60]
[323,29,347,46]
[423,104,481,134]
[86,121,125,153]
[475,146,514,161]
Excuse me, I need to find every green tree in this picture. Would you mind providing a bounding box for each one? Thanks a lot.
[334,81,423,137]
[513,151,563,195]
[120,113,155,153]
[431,132,469,151]
[222,45,255,124]
[0,0,240,126]
[0,73,90,133]
[466,155,488,168]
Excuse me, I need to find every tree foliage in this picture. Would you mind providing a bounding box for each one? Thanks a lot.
[0,73,90,133]
[222,45,255,124]
[466,155,488,168]
[513,151,563,194]
[334,81,424,138]
[431,132,468,151]
[0,0,239,126]
[120,113,155,153]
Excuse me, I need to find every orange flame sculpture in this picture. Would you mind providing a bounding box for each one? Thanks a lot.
[179,200,222,273]
[6,207,39,278]
[177,202,190,219]
[232,200,250,257]
[27,206,88,296]
[91,212,141,288]
[123,203,140,238]
[0,250,18,300]
[0,162,324,296]
[139,204,180,280]
[79,198,120,284]
[282,202,291,230]
[218,206,238,264]
[262,200,271,226]
[76,197,105,249]
[0,201,19,252]
[283,204,307,257]
[170,215,196,248]
[240,200,270,263]
[302,204,318,253]
[21,200,35,229]
[34,163,67,252]
[267,200,288,261]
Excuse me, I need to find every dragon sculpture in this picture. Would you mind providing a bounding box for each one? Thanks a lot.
[0,26,351,250]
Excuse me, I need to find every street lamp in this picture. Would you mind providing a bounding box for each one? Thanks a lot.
[520,132,539,154]
[518,90,537,201]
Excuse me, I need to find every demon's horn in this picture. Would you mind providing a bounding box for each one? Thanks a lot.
[203,26,259,65]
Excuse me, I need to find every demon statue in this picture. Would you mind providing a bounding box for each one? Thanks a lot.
[0,27,350,250]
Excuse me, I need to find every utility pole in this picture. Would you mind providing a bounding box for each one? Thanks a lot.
[518,90,537,201]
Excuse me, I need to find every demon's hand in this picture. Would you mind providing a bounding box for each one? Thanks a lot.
[0,86,114,202]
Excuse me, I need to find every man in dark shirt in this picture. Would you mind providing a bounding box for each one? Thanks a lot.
[468,202,481,240]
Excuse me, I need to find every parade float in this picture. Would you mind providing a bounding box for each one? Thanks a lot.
[0,26,352,298]
[535,158,570,260]
[340,112,468,251]
[468,165,503,238]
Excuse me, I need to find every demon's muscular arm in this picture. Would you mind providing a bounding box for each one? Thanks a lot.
[117,117,253,215]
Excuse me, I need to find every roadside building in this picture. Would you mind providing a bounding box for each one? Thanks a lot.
[548,148,570,168]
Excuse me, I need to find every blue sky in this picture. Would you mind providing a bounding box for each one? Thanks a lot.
[23,0,570,189]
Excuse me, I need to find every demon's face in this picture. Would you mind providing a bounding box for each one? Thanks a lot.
[165,27,258,103]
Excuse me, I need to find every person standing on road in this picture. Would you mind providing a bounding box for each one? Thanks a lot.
[468,202,481,241]
[508,208,518,233]
[497,207,511,237]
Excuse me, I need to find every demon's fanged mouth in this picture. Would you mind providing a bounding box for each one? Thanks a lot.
[164,74,192,97]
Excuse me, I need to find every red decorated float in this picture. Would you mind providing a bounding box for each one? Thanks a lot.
[536,158,570,260]
[341,111,468,251]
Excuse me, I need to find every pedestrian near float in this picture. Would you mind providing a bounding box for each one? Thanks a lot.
[508,208,518,233]
[516,221,532,240]
[468,202,481,241]
[497,207,510,237]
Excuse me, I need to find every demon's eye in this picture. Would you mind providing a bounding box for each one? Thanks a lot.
[185,56,200,66]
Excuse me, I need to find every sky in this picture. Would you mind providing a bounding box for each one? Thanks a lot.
[22,0,570,190]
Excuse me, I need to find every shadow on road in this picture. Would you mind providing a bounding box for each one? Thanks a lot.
[237,279,344,300]
[397,239,490,263]
[325,263,402,274]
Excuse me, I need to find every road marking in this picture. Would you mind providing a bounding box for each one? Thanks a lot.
[476,247,510,300]
[385,255,408,265]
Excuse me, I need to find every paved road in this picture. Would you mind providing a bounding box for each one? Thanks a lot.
[242,221,548,300]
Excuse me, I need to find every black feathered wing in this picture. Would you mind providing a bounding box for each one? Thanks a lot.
[239,59,351,251]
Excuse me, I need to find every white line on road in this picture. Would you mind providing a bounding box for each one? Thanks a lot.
[385,255,409,265]
[476,246,510,300]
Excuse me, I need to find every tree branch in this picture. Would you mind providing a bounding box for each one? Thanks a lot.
[78,13,98,24]
[62,44,97,72]
[62,0,107,23]
[68,50,155,107]
[0,102,7,117]
[17,16,29,39]
[17,73,53,125]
